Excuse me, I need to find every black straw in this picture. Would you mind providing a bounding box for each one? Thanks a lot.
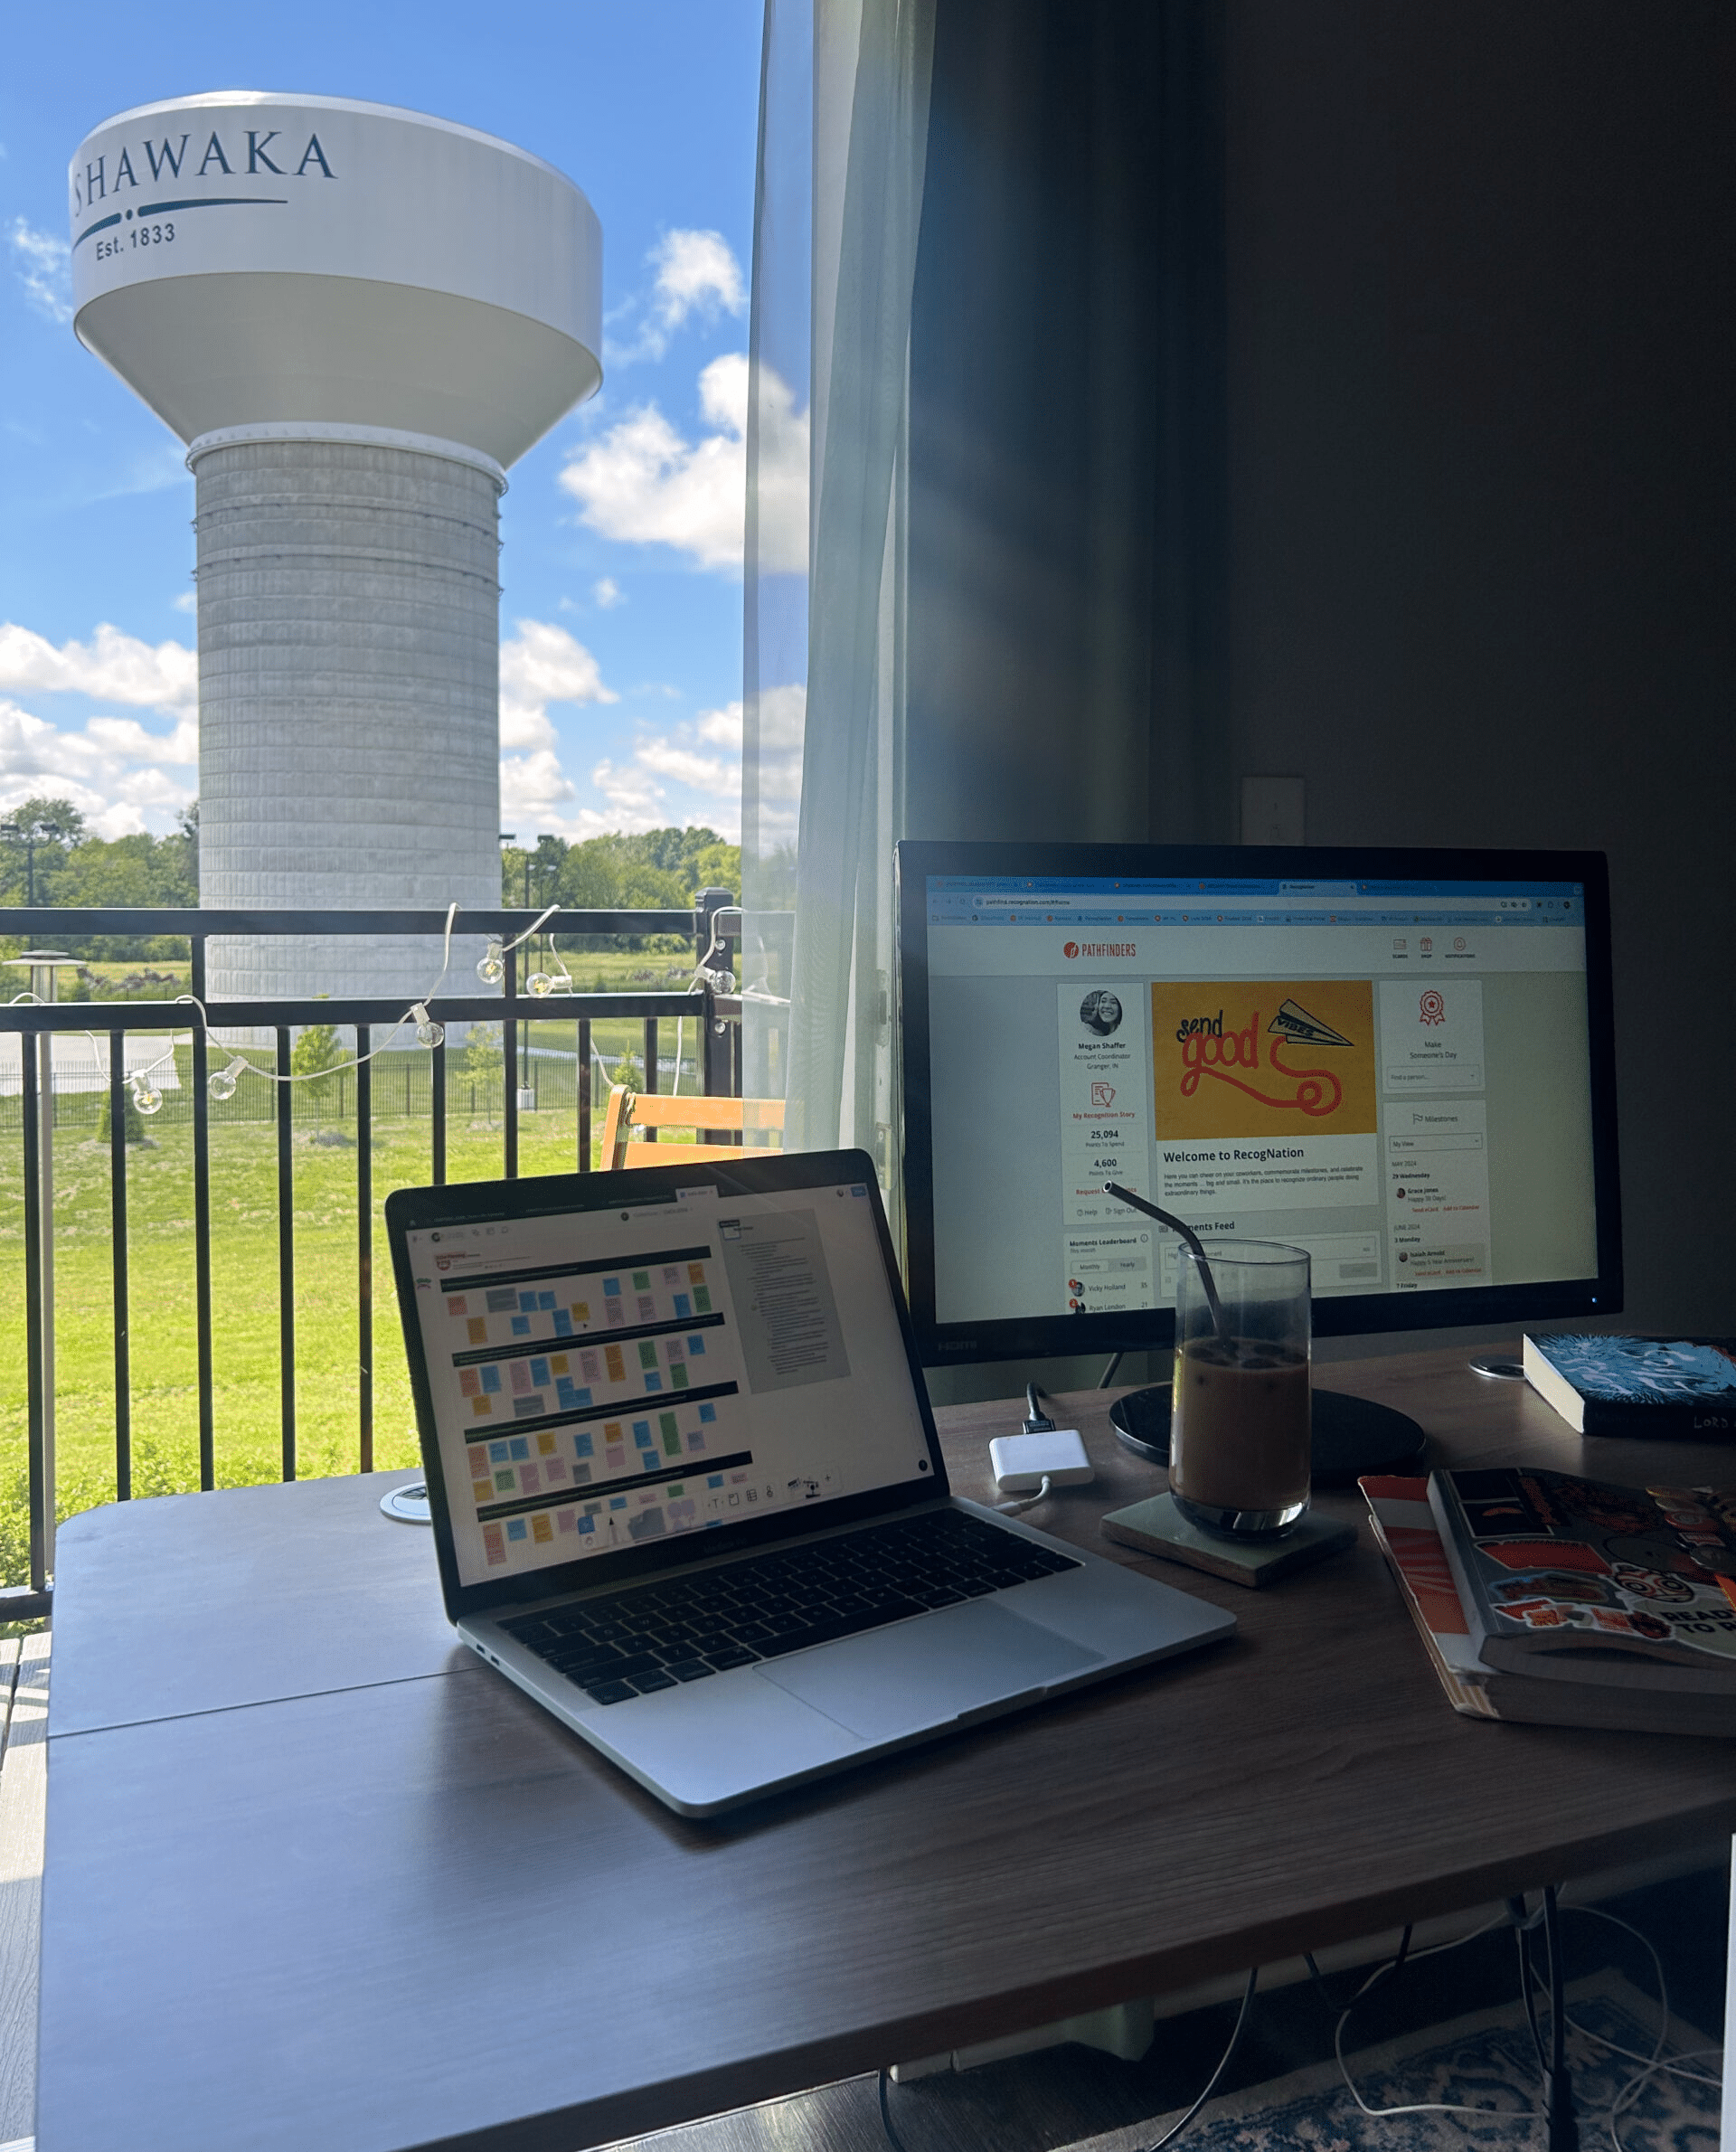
[1102,1182,1225,1336]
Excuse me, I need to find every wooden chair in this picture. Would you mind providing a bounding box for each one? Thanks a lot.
[598,1086,786,1169]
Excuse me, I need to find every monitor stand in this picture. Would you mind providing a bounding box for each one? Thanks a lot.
[1109,1385,1427,1489]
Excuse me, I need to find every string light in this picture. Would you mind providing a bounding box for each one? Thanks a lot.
[412,1003,444,1049]
[476,939,506,986]
[131,1076,164,1116]
[478,903,561,988]
[207,1056,248,1102]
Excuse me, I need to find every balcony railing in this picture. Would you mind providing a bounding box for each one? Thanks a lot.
[0,901,749,1621]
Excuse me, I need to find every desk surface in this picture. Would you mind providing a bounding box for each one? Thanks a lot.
[40,1349,1736,2152]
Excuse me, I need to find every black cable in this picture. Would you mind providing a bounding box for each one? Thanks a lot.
[1541,1885,1580,2152]
[1134,1967,1260,2152]
[1023,1382,1056,1431]
[878,2067,911,2152]
[1305,1923,1412,2016]
[1099,1351,1124,1388]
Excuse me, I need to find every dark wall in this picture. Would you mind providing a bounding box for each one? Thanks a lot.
[1224,3,1736,1328]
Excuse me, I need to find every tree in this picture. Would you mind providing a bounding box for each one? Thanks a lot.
[0,797,85,906]
[98,1080,150,1147]
[290,1022,352,1081]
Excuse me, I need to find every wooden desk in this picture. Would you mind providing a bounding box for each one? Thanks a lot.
[38,1349,1736,2152]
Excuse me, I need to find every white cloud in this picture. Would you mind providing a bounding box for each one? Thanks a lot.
[609,229,746,365]
[9,217,71,325]
[696,700,742,750]
[497,618,616,750]
[558,355,807,577]
[170,590,197,614]
[0,620,197,712]
[0,694,195,838]
[591,576,624,609]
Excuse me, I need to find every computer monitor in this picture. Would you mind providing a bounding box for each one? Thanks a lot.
[896,842,1621,1372]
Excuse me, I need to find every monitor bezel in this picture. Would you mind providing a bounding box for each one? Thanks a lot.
[895,840,1622,1367]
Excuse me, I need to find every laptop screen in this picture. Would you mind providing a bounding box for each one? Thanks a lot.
[401,1172,938,1591]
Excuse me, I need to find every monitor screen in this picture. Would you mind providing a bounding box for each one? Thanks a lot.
[896,843,1622,1365]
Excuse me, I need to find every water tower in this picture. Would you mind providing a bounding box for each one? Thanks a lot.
[69,93,603,997]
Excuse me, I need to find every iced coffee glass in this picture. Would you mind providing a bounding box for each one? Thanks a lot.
[1169,1241,1311,1540]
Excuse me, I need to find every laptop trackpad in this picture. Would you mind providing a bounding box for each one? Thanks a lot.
[756,1600,1100,1743]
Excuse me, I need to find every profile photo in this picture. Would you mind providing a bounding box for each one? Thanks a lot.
[1080,989,1123,1036]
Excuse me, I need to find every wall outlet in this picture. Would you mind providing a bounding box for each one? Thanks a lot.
[1241,775,1306,846]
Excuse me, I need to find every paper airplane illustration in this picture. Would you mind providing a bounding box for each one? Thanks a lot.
[1267,998,1354,1048]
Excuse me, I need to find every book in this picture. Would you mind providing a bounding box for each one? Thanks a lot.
[1428,1466,1736,1690]
[1523,1333,1736,1437]
[1360,1476,1736,1736]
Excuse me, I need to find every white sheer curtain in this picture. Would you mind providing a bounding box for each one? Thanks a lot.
[741,0,935,1228]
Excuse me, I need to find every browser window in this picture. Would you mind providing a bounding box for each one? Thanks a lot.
[921,874,1597,1327]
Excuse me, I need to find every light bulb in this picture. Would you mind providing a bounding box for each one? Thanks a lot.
[208,1056,247,1102]
[702,967,738,996]
[130,1077,163,1116]
[476,939,505,986]
[527,970,555,998]
[412,1003,445,1049]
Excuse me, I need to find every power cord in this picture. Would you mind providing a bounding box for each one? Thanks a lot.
[877,1968,1260,2152]
[1022,1383,1055,1431]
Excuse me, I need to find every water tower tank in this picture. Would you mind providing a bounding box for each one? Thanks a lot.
[69,92,603,997]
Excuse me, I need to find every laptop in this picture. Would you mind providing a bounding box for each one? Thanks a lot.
[385,1147,1234,1816]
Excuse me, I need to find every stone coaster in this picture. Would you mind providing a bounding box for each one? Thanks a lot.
[1100,1492,1355,1587]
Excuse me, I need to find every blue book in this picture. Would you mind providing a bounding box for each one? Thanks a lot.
[1524,1334,1736,1436]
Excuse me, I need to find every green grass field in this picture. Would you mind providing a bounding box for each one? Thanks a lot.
[0,947,718,1585]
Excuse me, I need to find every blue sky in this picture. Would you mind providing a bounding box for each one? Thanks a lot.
[0,0,771,845]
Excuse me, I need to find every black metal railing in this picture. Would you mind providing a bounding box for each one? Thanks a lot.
[0,900,746,1619]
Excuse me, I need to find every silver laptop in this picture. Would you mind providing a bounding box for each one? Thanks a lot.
[386,1148,1233,1815]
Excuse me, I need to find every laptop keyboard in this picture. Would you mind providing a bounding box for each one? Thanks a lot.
[496,1507,1081,1705]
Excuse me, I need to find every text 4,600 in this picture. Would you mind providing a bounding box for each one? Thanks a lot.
[95,222,175,260]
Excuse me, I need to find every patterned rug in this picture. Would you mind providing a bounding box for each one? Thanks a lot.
[1064,1971,1720,2152]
